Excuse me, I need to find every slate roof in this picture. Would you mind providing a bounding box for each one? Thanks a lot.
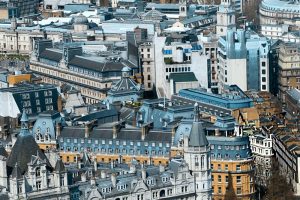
[6,134,52,176]
[169,72,198,83]
[54,158,65,172]
[0,146,8,158]
[39,49,62,62]
[11,163,22,179]
[69,56,132,72]
[108,77,141,95]
[60,127,172,142]
[189,121,208,147]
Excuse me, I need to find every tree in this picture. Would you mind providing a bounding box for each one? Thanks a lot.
[224,173,237,200]
[243,0,261,26]
[263,158,296,200]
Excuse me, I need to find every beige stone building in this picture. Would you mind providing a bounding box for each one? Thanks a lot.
[278,43,300,103]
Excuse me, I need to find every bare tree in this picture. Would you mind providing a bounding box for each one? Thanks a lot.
[243,0,261,26]
[263,158,296,200]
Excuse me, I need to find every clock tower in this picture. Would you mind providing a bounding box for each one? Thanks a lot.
[179,0,188,20]
[216,0,236,37]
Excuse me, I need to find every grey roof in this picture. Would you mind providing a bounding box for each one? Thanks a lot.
[108,76,141,95]
[54,158,65,172]
[69,56,134,72]
[6,134,52,176]
[287,88,300,101]
[189,121,208,147]
[39,49,62,62]
[0,146,8,158]
[169,72,198,83]
[20,109,28,122]
[82,152,92,167]
[11,163,22,179]
[60,126,172,142]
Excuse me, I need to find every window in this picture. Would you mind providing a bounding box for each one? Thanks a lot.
[36,181,41,190]
[262,77,266,82]
[237,187,242,194]
[262,61,266,67]
[147,75,151,80]
[137,194,144,200]
[218,187,222,194]
[225,176,228,183]
[236,165,241,171]
[212,175,214,182]
[225,164,228,171]
[218,164,221,171]
[262,69,266,74]
[236,176,241,184]
[36,167,41,176]
[218,175,222,183]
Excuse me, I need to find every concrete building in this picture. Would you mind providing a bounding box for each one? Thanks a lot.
[218,29,270,92]
[172,85,260,127]
[259,0,300,28]
[0,83,59,118]
[278,43,300,103]
[154,27,210,99]
[199,33,219,93]
[139,41,155,92]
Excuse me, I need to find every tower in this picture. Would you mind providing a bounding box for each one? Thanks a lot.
[179,0,188,20]
[216,0,236,37]
[20,110,29,136]
[183,103,212,200]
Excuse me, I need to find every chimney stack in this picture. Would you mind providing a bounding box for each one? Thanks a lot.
[159,164,165,173]
[81,172,87,182]
[141,122,153,140]
[111,173,117,187]
[142,167,147,181]
[101,170,106,179]
[56,122,61,139]
[94,158,97,171]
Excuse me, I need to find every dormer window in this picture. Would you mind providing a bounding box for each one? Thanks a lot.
[147,177,155,186]
[45,134,49,141]
[117,184,127,191]
[101,187,111,193]
[162,176,169,183]
[36,134,41,141]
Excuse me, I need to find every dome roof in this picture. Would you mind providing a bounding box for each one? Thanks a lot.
[74,14,88,25]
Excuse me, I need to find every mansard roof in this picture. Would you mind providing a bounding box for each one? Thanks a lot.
[189,121,208,147]
[0,146,8,158]
[6,133,52,176]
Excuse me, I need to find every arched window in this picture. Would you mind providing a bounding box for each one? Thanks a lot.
[36,167,41,176]
[45,134,49,141]
[200,155,205,169]
[160,190,166,197]
[195,156,199,167]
